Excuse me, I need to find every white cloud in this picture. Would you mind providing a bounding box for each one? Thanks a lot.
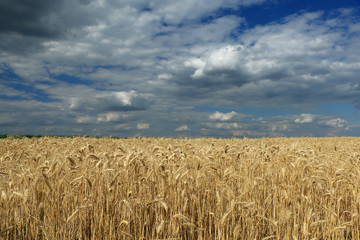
[322,118,347,128]
[210,111,238,121]
[137,123,150,129]
[156,15,242,50]
[185,45,244,78]
[214,122,241,129]
[207,45,243,70]
[69,90,151,112]
[184,58,206,78]
[295,113,315,123]
[178,9,360,110]
[157,73,173,80]
[115,124,131,130]
[175,125,190,131]
[1,1,360,138]
[153,0,264,25]
[97,112,126,122]
[76,115,95,123]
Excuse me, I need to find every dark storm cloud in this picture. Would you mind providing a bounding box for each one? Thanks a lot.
[0,0,97,37]
[0,0,98,53]
[0,0,62,37]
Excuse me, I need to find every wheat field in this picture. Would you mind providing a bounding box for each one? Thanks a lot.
[0,136,359,239]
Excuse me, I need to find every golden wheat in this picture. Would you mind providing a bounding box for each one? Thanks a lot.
[0,137,359,239]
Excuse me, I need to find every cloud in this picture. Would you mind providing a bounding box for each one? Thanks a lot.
[0,112,21,124]
[137,123,150,129]
[76,115,95,124]
[210,111,238,121]
[69,90,152,112]
[77,112,127,124]
[150,0,264,25]
[177,10,360,108]
[321,118,347,128]
[213,122,241,129]
[115,124,131,130]
[1,1,360,138]
[187,45,243,77]
[157,73,172,80]
[0,0,63,37]
[175,125,190,131]
[185,58,206,78]
[295,114,315,123]
[97,112,126,123]
[0,0,100,54]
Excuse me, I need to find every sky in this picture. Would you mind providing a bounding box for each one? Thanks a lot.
[1,0,360,138]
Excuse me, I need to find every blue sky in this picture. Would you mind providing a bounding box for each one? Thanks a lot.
[1,0,360,138]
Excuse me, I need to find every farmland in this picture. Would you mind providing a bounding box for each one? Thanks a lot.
[0,137,360,239]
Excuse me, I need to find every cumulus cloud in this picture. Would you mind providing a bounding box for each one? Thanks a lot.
[321,118,347,128]
[1,0,360,138]
[210,111,238,121]
[0,0,63,38]
[178,10,360,108]
[295,114,315,123]
[187,45,243,77]
[0,0,100,54]
[77,112,127,124]
[76,115,95,124]
[184,58,206,78]
[97,112,126,123]
[213,122,241,129]
[137,123,150,129]
[115,124,131,130]
[175,125,190,131]
[69,90,151,112]
[149,0,264,25]
[157,74,172,80]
